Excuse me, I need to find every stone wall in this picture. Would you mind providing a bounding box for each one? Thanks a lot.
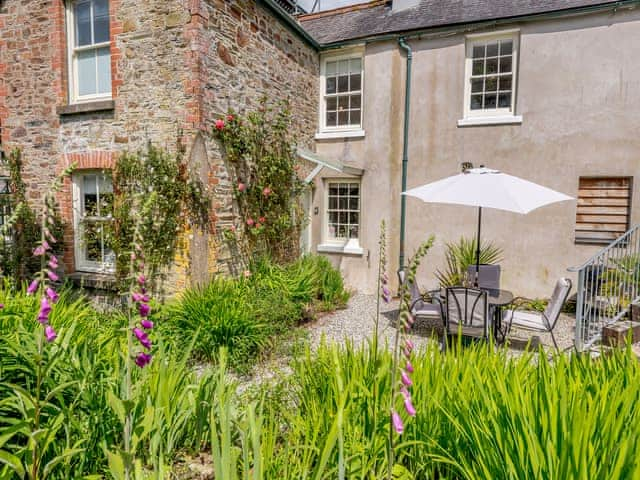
[0,0,319,293]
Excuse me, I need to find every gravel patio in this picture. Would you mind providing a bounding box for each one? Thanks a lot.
[307,293,577,353]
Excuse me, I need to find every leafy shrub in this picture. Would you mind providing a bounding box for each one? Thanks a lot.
[436,236,503,287]
[162,278,271,368]
[163,255,349,370]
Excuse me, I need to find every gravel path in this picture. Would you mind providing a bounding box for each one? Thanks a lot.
[307,293,577,354]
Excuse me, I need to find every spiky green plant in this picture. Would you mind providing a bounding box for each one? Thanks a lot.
[435,236,503,287]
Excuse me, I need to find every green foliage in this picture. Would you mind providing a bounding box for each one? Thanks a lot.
[435,236,503,287]
[3,276,640,479]
[0,149,65,284]
[213,99,308,264]
[111,144,209,291]
[162,255,350,371]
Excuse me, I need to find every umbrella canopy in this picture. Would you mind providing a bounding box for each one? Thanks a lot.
[403,167,573,214]
[403,167,574,286]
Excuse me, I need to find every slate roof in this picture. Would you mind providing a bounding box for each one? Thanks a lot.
[299,0,622,45]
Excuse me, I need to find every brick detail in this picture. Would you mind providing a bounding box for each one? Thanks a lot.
[51,0,67,105]
[56,151,116,273]
[109,0,123,98]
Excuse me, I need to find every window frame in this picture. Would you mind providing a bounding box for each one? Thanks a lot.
[65,0,112,104]
[463,30,520,121]
[323,179,361,246]
[318,49,365,136]
[72,170,116,274]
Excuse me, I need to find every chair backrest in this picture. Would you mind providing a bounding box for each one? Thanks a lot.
[543,277,572,329]
[397,270,423,311]
[467,264,501,290]
[445,287,489,339]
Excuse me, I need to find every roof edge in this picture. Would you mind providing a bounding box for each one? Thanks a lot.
[307,0,639,48]
[298,0,387,21]
[259,0,320,49]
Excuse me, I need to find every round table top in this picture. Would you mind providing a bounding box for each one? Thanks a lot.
[434,287,514,307]
[483,288,514,306]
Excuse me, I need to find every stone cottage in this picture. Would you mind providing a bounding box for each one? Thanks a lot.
[0,0,319,290]
[2,0,640,299]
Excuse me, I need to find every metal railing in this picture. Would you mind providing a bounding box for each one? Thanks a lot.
[569,224,640,351]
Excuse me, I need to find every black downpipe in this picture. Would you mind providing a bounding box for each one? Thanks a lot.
[398,37,412,270]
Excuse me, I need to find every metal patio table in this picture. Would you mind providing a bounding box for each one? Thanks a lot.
[433,287,513,343]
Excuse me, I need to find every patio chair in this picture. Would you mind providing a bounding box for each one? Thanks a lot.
[503,278,572,350]
[397,270,443,326]
[444,287,490,348]
[467,264,501,290]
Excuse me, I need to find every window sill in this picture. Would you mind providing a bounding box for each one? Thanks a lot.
[317,242,364,256]
[315,129,365,140]
[57,100,115,116]
[68,271,117,291]
[457,115,522,127]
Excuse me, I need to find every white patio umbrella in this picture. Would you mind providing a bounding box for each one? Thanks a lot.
[403,167,573,286]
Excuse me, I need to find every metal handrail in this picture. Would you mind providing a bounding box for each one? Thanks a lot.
[568,227,638,272]
[569,223,640,351]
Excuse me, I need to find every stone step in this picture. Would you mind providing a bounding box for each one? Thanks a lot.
[602,320,640,347]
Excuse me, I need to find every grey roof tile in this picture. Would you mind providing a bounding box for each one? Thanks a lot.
[299,0,621,45]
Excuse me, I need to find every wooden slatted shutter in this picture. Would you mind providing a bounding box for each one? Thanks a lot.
[575,177,632,244]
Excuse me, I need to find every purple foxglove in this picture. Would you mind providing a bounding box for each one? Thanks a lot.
[401,370,412,387]
[142,294,150,303]
[137,275,146,285]
[42,240,50,251]
[33,245,46,256]
[132,292,143,303]
[392,410,404,434]
[405,339,414,353]
[27,279,39,295]
[404,397,416,417]
[48,259,58,270]
[47,270,59,282]
[406,360,414,373]
[382,272,388,284]
[46,287,59,303]
[135,352,152,368]
[400,386,410,400]
[0,304,3,309]
[45,325,57,342]
[403,347,411,359]
[133,328,152,350]
[407,314,415,325]
[139,303,151,317]
[140,319,154,330]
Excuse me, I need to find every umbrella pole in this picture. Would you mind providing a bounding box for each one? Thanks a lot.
[475,206,482,288]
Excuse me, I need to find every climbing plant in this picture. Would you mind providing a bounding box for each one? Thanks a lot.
[213,99,307,264]
[110,142,209,292]
[0,149,65,284]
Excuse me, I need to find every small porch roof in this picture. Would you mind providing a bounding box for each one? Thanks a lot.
[297,147,364,183]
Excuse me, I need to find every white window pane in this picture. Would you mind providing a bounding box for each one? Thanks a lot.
[326,77,336,94]
[349,109,361,126]
[94,14,110,44]
[77,50,97,96]
[326,111,337,127]
[498,92,512,108]
[338,96,349,110]
[326,61,337,75]
[472,59,484,76]
[75,2,92,46]
[486,42,498,57]
[338,60,349,74]
[499,56,512,74]
[94,0,109,17]
[500,40,513,55]
[350,94,361,109]
[470,94,483,110]
[337,75,349,93]
[472,44,484,59]
[96,47,111,94]
[350,57,361,72]
[83,175,98,215]
[350,73,361,91]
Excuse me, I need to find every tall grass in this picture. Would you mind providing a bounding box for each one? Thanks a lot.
[162,255,350,370]
[3,278,640,478]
